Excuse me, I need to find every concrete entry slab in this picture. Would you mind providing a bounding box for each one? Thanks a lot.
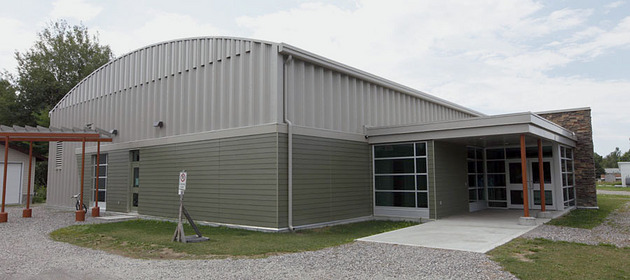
[359,209,566,253]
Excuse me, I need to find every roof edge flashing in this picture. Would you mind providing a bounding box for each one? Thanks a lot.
[367,112,577,143]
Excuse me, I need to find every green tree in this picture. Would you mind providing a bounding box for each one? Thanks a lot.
[14,19,113,126]
[0,76,20,126]
[594,152,604,178]
[9,20,114,191]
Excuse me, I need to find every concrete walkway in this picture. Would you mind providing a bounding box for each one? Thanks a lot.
[359,209,565,253]
[598,189,630,196]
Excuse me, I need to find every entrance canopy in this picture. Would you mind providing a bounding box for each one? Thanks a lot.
[366,112,577,147]
[366,112,577,220]
[0,125,113,223]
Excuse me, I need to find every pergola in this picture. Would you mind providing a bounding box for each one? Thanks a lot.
[0,125,113,223]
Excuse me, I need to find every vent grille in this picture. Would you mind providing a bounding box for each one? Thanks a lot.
[55,141,63,170]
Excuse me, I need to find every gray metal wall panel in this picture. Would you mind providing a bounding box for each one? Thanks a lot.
[47,142,81,207]
[138,133,280,228]
[432,141,468,218]
[291,134,371,226]
[287,58,475,134]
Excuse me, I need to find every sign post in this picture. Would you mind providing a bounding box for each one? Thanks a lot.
[173,171,187,242]
[172,171,209,243]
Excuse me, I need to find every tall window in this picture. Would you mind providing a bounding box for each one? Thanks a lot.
[561,146,575,207]
[486,148,507,208]
[467,147,484,202]
[92,154,107,203]
[374,142,429,209]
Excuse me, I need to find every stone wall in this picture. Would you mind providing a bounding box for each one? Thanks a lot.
[538,108,597,208]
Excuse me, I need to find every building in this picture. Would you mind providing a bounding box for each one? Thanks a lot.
[603,168,621,182]
[618,163,630,186]
[47,37,596,231]
[1,143,39,205]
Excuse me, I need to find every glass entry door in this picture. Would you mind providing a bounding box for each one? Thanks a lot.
[131,164,139,211]
[507,160,526,209]
[506,159,554,210]
[531,160,553,210]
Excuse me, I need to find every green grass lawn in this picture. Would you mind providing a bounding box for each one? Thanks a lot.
[489,194,630,279]
[488,238,630,280]
[547,194,630,229]
[50,220,416,259]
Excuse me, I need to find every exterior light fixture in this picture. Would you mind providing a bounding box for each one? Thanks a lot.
[153,121,164,128]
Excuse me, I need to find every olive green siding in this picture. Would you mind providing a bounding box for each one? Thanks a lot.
[291,134,372,226]
[277,133,288,228]
[138,133,281,228]
[106,150,131,212]
[431,141,468,218]
[427,141,436,219]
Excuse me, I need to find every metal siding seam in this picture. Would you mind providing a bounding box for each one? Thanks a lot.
[228,51,235,128]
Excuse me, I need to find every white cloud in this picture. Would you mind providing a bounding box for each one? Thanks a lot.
[49,0,103,21]
[236,0,630,154]
[96,10,225,56]
[0,17,37,73]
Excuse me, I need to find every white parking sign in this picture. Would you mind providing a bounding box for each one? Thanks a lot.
[178,171,187,195]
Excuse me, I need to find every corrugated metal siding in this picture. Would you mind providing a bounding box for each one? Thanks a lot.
[47,142,81,207]
[50,38,279,144]
[138,133,281,228]
[432,141,468,218]
[286,59,476,134]
[292,134,372,226]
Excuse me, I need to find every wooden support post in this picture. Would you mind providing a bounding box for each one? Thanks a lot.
[0,136,9,223]
[520,135,530,217]
[22,142,33,218]
[92,140,100,217]
[76,139,86,221]
[172,191,186,243]
[538,139,546,212]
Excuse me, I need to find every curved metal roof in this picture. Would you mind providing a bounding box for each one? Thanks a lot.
[51,36,483,117]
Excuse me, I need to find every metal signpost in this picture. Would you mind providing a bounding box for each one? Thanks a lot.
[172,171,209,243]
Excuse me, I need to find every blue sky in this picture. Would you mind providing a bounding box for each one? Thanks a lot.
[1,0,629,155]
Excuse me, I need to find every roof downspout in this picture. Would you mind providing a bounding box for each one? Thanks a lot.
[283,54,294,231]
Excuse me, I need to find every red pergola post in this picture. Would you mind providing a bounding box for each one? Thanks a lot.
[538,139,546,212]
[0,136,9,223]
[76,138,86,221]
[22,142,33,218]
[520,134,530,217]
[91,140,100,217]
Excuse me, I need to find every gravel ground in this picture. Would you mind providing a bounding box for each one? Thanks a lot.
[524,200,630,247]
[0,206,515,280]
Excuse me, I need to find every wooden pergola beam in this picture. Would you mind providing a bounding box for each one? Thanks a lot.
[0,127,113,223]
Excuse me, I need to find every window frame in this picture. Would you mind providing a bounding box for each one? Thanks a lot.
[373,142,429,209]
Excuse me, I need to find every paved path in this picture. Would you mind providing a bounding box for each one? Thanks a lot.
[598,190,630,196]
[360,209,560,253]
[0,206,515,280]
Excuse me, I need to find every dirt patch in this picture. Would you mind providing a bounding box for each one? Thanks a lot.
[159,248,188,259]
[513,251,535,262]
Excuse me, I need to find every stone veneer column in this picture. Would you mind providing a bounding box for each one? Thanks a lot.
[538,108,596,207]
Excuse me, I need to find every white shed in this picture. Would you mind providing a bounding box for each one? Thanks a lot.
[0,144,36,205]
[618,162,630,187]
